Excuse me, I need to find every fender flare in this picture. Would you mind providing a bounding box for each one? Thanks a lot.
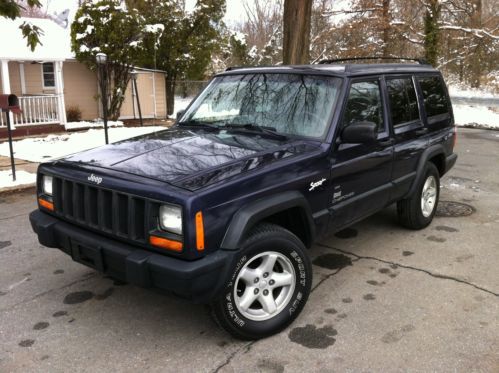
[407,144,446,197]
[220,191,315,250]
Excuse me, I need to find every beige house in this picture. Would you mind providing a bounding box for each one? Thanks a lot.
[0,17,167,131]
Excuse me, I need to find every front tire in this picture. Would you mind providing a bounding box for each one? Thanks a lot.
[397,163,440,229]
[212,223,312,340]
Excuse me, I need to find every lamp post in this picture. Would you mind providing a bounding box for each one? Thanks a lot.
[130,70,143,126]
[96,52,109,144]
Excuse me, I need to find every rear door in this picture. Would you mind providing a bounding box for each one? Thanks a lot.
[416,74,455,155]
[328,77,394,230]
[385,75,428,201]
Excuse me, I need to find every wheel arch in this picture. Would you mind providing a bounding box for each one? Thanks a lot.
[220,191,315,250]
[407,144,445,198]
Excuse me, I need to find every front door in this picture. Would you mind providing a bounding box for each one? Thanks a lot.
[328,77,394,230]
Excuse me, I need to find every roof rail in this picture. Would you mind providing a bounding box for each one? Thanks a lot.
[318,57,429,65]
[225,66,246,71]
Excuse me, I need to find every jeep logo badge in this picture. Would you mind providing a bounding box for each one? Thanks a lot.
[88,174,103,185]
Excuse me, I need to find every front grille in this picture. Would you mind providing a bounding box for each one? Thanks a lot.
[52,177,152,243]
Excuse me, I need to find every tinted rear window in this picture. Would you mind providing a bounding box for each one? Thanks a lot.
[418,76,449,117]
[386,77,419,126]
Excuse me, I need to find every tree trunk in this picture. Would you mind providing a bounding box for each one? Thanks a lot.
[166,77,176,116]
[382,0,390,57]
[423,0,441,66]
[470,0,482,88]
[282,0,313,65]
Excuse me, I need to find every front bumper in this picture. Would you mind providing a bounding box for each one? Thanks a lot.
[29,209,232,303]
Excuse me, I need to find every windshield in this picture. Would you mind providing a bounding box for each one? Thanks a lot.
[180,73,342,139]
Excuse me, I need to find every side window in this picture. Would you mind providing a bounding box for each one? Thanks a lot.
[386,77,419,126]
[42,62,55,88]
[342,80,384,132]
[418,76,449,117]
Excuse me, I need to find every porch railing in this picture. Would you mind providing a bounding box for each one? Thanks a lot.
[0,95,61,127]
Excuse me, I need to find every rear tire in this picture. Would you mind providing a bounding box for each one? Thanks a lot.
[397,163,440,230]
[211,223,312,340]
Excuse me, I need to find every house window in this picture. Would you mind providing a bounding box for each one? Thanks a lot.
[42,62,55,88]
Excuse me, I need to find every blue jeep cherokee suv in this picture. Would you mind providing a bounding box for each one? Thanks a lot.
[30,61,457,339]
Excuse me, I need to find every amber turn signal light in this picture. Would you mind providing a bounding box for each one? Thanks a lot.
[149,235,183,252]
[38,197,54,211]
[195,211,205,251]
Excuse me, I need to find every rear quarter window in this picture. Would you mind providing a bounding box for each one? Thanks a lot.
[386,77,420,126]
[418,76,450,117]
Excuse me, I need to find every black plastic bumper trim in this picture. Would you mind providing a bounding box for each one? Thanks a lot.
[29,209,232,303]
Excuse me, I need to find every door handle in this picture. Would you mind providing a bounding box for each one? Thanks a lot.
[378,138,394,146]
[415,128,429,135]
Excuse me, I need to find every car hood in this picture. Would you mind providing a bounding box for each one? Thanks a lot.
[61,127,318,190]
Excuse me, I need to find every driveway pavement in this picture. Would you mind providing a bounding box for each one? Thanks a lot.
[0,128,498,372]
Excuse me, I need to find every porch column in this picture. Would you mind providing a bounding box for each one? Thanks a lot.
[0,59,15,129]
[19,63,26,95]
[54,61,67,125]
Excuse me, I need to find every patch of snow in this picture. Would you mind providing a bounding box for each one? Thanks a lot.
[0,170,36,188]
[170,96,194,119]
[115,4,127,12]
[84,25,94,35]
[453,104,499,129]
[232,31,246,45]
[64,120,124,130]
[448,84,496,99]
[248,45,258,59]
[0,127,165,163]
[77,15,90,24]
[144,24,165,33]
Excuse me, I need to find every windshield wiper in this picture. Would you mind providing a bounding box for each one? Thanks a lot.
[178,120,220,131]
[222,123,287,140]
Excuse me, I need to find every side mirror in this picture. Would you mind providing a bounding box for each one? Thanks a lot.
[176,109,186,121]
[341,121,377,144]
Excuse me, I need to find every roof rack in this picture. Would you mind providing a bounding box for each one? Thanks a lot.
[318,57,429,65]
[225,66,246,71]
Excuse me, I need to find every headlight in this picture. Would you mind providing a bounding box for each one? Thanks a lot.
[42,175,53,195]
[159,204,182,235]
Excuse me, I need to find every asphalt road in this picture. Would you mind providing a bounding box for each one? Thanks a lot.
[0,128,498,372]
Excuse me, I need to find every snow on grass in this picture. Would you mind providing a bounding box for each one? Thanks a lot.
[65,120,124,131]
[0,126,166,163]
[0,170,36,188]
[170,96,195,118]
[453,104,499,129]
[448,84,497,99]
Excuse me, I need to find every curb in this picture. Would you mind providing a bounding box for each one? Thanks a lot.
[0,183,36,197]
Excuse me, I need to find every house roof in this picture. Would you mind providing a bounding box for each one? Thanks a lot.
[0,17,72,61]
